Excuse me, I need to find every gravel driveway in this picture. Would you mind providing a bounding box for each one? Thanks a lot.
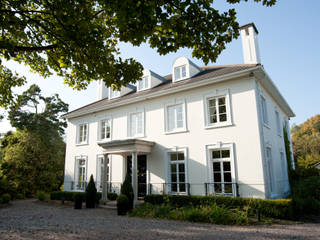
[0,199,319,240]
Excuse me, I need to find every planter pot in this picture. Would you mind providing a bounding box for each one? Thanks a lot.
[117,205,128,215]
[74,199,82,209]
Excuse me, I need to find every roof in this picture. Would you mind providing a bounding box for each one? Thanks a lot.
[240,22,259,34]
[63,64,259,118]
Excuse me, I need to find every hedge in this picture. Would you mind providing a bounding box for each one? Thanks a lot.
[144,195,293,219]
[50,191,102,203]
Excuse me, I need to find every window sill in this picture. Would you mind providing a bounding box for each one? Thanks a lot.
[97,139,112,144]
[164,129,189,135]
[127,135,146,139]
[204,122,233,129]
[263,123,271,129]
[76,143,89,146]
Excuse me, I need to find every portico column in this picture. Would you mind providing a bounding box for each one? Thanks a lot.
[131,152,138,205]
[101,153,109,204]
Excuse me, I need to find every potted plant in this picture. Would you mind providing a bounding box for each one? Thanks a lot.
[117,194,129,215]
[74,193,83,209]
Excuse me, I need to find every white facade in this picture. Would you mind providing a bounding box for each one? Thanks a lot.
[63,23,295,201]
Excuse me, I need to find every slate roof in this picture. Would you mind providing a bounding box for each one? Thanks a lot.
[64,64,259,118]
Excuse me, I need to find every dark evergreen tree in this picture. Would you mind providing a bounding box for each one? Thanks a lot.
[85,175,97,208]
[120,173,134,210]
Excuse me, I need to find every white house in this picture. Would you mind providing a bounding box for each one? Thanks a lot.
[63,23,295,203]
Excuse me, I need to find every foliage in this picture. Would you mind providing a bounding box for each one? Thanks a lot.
[130,202,249,225]
[16,193,25,199]
[120,173,134,210]
[74,193,83,209]
[1,193,11,204]
[85,175,97,208]
[283,126,294,176]
[107,192,118,201]
[117,194,129,215]
[36,190,49,201]
[0,0,276,108]
[291,115,320,168]
[50,191,102,203]
[144,195,293,219]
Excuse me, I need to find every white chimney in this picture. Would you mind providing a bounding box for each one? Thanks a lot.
[240,23,261,64]
[97,80,108,100]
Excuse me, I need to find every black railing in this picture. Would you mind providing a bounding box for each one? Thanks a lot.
[204,182,238,196]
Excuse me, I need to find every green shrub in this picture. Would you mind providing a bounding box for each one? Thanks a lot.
[0,197,3,204]
[16,193,25,199]
[107,192,118,201]
[50,191,102,203]
[144,195,293,219]
[36,191,49,201]
[117,194,129,215]
[74,193,83,209]
[2,193,11,203]
[85,175,97,208]
[121,173,134,210]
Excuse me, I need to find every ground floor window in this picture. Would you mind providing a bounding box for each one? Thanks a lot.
[97,155,110,191]
[75,156,87,190]
[169,151,186,193]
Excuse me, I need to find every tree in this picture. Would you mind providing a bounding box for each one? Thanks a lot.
[291,115,320,168]
[1,0,276,108]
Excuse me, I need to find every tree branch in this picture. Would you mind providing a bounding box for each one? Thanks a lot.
[0,44,57,52]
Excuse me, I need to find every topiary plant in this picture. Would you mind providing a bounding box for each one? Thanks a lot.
[120,173,134,210]
[85,175,97,208]
[117,194,129,215]
[107,192,118,201]
[2,193,11,204]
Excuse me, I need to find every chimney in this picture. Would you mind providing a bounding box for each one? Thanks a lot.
[240,23,261,64]
[97,80,108,100]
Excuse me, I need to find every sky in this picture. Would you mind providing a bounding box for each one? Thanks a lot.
[1,0,319,132]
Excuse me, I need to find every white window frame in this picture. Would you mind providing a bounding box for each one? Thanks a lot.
[206,142,237,196]
[96,154,111,192]
[166,147,188,194]
[97,117,112,142]
[260,94,269,127]
[173,65,187,81]
[275,109,282,136]
[74,155,88,191]
[127,110,145,138]
[266,147,275,197]
[164,100,187,134]
[203,89,232,129]
[280,150,290,193]
[137,75,151,91]
[76,123,89,145]
[109,88,120,99]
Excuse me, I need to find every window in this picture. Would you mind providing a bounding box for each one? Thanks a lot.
[174,65,187,81]
[99,119,111,141]
[129,112,144,137]
[261,96,268,125]
[75,156,87,190]
[211,149,233,195]
[266,147,274,195]
[280,151,290,192]
[137,76,149,91]
[78,123,88,144]
[169,152,186,193]
[96,155,110,191]
[204,90,232,128]
[166,103,186,133]
[275,111,281,135]
[109,88,120,99]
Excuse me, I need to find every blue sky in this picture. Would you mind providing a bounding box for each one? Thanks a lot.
[1,0,319,132]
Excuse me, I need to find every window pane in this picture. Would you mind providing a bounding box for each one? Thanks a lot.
[214,183,222,193]
[176,119,183,128]
[212,150,221,159]
[179,183,186,192]
[171,174,177,182]
[170,153,177,161]
[221,150,230,158]
[174,67,181,80]
[219,105,226,114]
[224,183,233,193]
[208,99,216,107]
[224,172,232,183]
[213,162,221,171]
[218,97,225,105]
[179,173,185,182]
[219,114,227,122]
[168,106,175,131]
[171,183,177,192]
[144,76,149,89]
[223,162,231,171]
[214,172,221,182]
[181,66,186,78]
[210,115,217,123]
[171,164,176,172]
[178,163,185,172]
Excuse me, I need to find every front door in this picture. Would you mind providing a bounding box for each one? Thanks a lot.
[126,155,147,198]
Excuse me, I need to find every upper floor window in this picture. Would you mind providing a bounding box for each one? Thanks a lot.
[174,65,186,81]
[166,102,186,133]
[204,89,232,128]
[77,123,88,144]
[275,111,281,135]
[261,95,268,125]
[129,112,144,137]
[109,88,120,99]
[137,76,150,91]
[99,119,111,141]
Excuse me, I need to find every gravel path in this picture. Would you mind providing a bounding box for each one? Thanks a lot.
[0,199,319,240]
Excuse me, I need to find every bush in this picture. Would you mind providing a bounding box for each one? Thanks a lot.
[2,193,11,203]
[74,193,83,209]
[144,195,293,219]
[117,194,129,215]
[85,175,97,208]
[37,191,49,201]
[0,197,3,204]
[16,193,25,199]
[50,191,102,203]
[107,192,118,201]
[120,173,134,210]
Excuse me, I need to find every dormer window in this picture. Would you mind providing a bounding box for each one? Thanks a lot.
[109,88,120,99]
[174,65,187,81]
[137,76,150,91]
